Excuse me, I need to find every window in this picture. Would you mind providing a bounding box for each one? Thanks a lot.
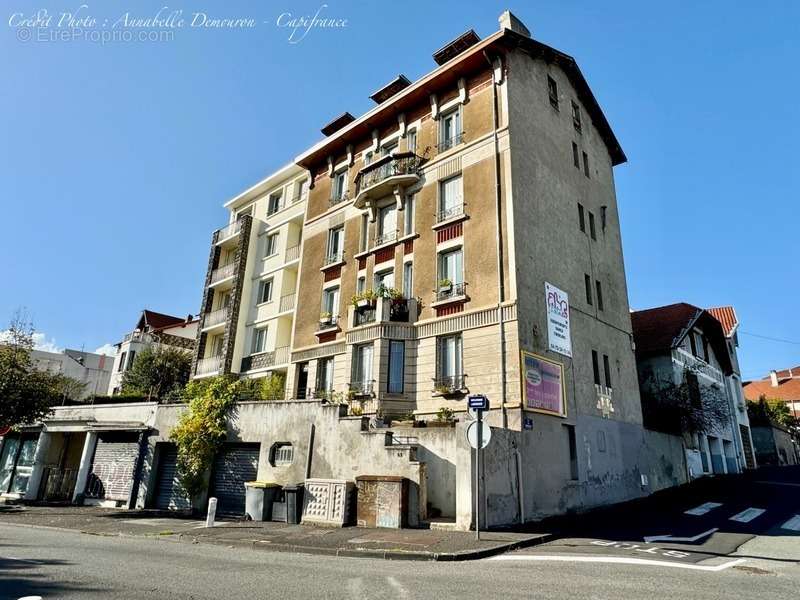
[589,212,597,240]
[592,350,601,385]
[237,205,253,218]
[265,232,279,256]
[251,327,267,354]
[585,274,593,305]
[357,276,366,294]
[571,100,582,132]
[582,151,590,178]
[322,286,339,317]
[572,142,580,168]
[118,352,127,372]
[381,141,398,157]
[403,262,413,299]
[352,343,374,387]
[218,291,231,309]
[388,340,405,394]
[127,350,136,370]
[436,334,463,384]
[439,107,462,151]
[578,203,585,232]
[374,268,395,290]
[407,129,417,153]
[687,372,701,407]
[603,354,612,389]
[359,214,368,252]
[270,443,293,467]
[257,279,273,304]
[316,357,334,393]
[331,169,348,202]
[404,195,415,235]
[326,226,344,262]
[565,424,578,480]
[377,204,397,243]
[267,192,282,215]
[212,335,225,357]
[296,178,310,202]
[439,248,464,286]
[547,75,559,109]
[364,151,373,166]
[595,280,604,311]
[439,175,463,221]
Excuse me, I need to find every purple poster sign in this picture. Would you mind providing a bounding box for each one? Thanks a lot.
[521,351,566,416]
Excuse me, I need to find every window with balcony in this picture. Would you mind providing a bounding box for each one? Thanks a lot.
[237,205,253,218]
[438,175,463,222]
[326,226,344,264]
[321,286,339,321]
[403,262,413,299]
[437,248,464,300]
[439,107,462,152]
[331,169,348,203]
[364,151,373,166]
[374,268,394,290]
[572,100,582,133]
[381,141,398,157]
[436,334,463,392]
[267,192,283,215]
[316,357,334,394]
[265,233,279,257]
[211,335,225,357]
[258,279,273,304]
[603,354,612,389]
[357,276,366,294]
[407,129,417,153]
[376,204,397,245]
[592,350,601,385]
[251,327,267,354]
[388,340,405,394]
[404,195,415,235]
[548,75,559,110]
[352,343,374,395]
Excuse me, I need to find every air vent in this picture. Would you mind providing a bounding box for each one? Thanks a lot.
[369,75,411,104]
[321,112,355,136]
[432,29,481,66]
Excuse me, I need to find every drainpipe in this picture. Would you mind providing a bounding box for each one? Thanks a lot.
[514,447,525,524]
[484,50,507,429]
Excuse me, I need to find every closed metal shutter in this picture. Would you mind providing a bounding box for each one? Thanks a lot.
[154,444,190,511]
[211,444,259,517]
[740,424,756,469]
[86,432,140,501]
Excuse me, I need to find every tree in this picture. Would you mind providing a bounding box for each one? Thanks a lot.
[747,396,799,430]
[0,311,62,427]
[121,345,192,402]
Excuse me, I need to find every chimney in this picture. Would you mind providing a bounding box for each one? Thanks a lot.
[770,370,779,387]
[499,10,531,37]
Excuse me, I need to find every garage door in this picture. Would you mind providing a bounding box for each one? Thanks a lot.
[210,444,259,517]
[154,444,190,511]
[85,432,140,501]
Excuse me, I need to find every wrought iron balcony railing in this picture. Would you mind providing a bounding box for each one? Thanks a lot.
[374,230,398,247]
[433,374,466,395]
[354,152,423,198]
[349,380,374,396]
[354,307,376,326]
[216,219,242,242]
[435,281,467,302]
[324,252,344,266]
[436,202,464,223]
[437,131,464,153]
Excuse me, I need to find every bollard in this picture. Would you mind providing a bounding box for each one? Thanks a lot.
[206,497,218,528]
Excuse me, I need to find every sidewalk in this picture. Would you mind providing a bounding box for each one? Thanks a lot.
[0,505,552,561]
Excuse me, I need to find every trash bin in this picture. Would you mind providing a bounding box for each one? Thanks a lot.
[284,484,305,524]
[245,481,281,521]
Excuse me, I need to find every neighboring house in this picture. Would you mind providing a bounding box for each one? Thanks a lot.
[30,348,113,401]
[706,306,757,469]
[743,367,800,420]
[632,303,744,477]
[108,310,197,395]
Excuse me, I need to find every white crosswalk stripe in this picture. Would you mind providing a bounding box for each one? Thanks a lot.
[729,508,766,523]
[685,502,723,516]
[780,515,800,531]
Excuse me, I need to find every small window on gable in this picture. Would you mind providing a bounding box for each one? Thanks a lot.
[548,75,559,110]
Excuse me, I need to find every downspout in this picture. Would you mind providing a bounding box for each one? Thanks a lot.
[484,50,507,429]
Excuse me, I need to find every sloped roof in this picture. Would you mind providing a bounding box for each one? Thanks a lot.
[743,378,800,402]
[136,310,186,332]
[707,306,738,338]
[631,302,732,375]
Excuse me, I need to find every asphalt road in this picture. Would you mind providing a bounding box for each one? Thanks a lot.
[1,523,798,600]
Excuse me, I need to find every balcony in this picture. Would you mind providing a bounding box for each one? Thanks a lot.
[672,348,724,384]
[240,346,289,372]
[202,307,229,331]
[279,293,296,313]
[374,230,398,247]
[349,380,375,397]
[323,252,344,268]
[285,244,300,263]
[123,331,154,344]
[196,356,222,377]
[434,281,467,304]
[317,315,339,331]
[353,152,423,209]
[436,202,465,224]
[329,191,350,208]
[432,374,467,396]
[209,262,236,286]
[354,306,377,326]
[437,131,464,154]
[216,220,242,245]
[348,297,418,330]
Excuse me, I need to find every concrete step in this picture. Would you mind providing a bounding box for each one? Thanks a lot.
[425,518,458,531]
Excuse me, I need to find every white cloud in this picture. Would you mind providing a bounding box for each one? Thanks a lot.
[94,343,117,356]
[0,329,63,353]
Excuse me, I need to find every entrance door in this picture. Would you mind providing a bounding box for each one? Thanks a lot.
[210,444,259,517]
[0,434,38,496]
[296,362,308,400]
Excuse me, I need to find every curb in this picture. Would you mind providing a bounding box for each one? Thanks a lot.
[0,519,553,562]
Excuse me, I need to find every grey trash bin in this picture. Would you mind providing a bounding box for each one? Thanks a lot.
[284,484,305,524]
[245,481,281,521]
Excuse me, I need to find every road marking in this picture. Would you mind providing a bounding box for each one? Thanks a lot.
[386,576,410,600]
[685,502,723,516]
[643,527,718,544]
[488,554,747,572]
[780,515,800,531]
[729,508,766,523]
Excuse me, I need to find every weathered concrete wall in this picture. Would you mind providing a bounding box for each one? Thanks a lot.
[47,403,159,429]
[752,425,798,466]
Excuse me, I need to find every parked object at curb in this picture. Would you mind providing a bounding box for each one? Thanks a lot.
[245,481,281,522]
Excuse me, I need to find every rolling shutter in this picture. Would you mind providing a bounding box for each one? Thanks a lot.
[210,444,259,517]
[154,444,190,511]
[86,432,140,501]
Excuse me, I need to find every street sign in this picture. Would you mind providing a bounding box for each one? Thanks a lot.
[466,420,491,449]
[468,395,489,411]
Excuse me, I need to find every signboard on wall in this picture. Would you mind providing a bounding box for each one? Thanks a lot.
[521,351,566,417]
[545,282,572,357]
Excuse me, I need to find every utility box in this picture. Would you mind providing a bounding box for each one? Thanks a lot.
[244,481,280,521]
[283,484,305,524]
[355,476,408,529]
[302,479,354,527]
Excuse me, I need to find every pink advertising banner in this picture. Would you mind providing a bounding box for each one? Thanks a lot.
[521,351,566,417]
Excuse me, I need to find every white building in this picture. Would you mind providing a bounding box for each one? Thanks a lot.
[31,348,113,401]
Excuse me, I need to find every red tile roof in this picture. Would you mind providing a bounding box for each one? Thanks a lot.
[743,378,800,402]
[136,310,187,332]
[707,306,738,338]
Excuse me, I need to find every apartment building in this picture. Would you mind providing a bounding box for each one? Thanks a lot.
[193,163,309,383]
[29,348,113,401]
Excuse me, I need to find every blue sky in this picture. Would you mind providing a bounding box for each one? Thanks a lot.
[1,1,798,380]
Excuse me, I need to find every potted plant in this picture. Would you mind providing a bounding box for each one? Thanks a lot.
[429,406,455,427]
[319,311,332,326]
[388,288,404,302]
[438,278,452,293]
